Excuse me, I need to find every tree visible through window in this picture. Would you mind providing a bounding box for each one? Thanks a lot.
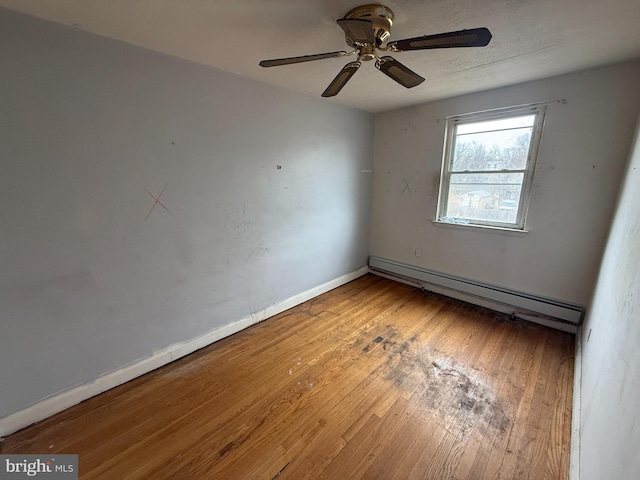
[437,105,545,229]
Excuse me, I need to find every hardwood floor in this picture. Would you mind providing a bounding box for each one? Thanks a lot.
[1,274,574,479]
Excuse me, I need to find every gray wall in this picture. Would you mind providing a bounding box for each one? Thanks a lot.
[579,118,640,480]
[370,61,640,307]
[0,9,373,418]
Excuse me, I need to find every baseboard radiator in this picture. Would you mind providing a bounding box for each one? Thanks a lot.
[369,256,583,332]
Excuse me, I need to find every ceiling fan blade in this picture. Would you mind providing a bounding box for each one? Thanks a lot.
[337,18,376,44]
[387,27,492,52]
[375,56,425,89]
[259,51,348,67]
[322,61,361,97]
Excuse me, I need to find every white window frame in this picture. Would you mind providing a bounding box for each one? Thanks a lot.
[436,104,546,230]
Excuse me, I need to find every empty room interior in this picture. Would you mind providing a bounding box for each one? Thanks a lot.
[1,1,639,479]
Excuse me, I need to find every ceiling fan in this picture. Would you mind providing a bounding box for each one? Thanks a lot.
[259,4,492,97]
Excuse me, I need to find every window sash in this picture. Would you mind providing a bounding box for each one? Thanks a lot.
[437,105,546,230]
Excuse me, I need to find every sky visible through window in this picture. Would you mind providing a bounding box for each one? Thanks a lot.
[456,115,535,136]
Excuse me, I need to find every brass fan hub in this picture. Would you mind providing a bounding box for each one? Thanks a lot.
[344,4,394,46]
[358,44,377,61]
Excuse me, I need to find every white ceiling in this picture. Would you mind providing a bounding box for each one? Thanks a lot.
[2,0,639,113]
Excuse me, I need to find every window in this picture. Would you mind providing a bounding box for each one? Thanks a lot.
[436,105,546,230]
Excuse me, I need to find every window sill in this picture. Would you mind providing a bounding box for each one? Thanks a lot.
[432,220,529,234]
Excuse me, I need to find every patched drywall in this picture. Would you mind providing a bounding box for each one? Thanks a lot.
[579,118,640,480]
[370,61,640,306]
[0,9,373,418]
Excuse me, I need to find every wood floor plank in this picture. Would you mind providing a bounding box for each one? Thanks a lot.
[320,397,412,479]
[361,394,430,479]
[0,274,574,480]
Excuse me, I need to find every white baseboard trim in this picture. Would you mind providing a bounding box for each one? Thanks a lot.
[569,326,582,480]
[0,266,369,438]
[369,256,582,333]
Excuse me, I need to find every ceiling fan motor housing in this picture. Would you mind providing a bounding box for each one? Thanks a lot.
[343,4,394,47]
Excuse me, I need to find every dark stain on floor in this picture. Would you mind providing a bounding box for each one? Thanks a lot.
[362,329,511,436]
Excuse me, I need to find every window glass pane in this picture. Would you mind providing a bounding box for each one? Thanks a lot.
[452,115,534,171]
[444,172,524,224]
